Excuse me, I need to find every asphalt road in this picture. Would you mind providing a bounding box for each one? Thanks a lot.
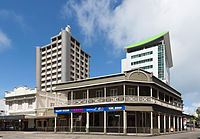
[0,130,200,139]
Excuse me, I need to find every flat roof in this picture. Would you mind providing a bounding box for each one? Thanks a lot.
[124,31,169,49]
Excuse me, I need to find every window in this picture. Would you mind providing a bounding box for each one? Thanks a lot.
[131,58,153,66]
[28,100,33,109]
[83,92,87,99]
[158,44,164,79]
[131,51,153,59]
[127,88,137,96]
[9,102,12,110]
[110,89,118,96]
[47,46,51,50]
[58,35,61,40]
[18,101,22,110]
[52,44,56,48]
[96,90,103,98]
[140,65,153,70]
[52,50,57,53]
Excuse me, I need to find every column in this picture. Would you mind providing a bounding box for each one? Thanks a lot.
[61,29,69,82]
[164,114,166,133]
[137,86,140,101]
[157,90,159,99]
[86,112,89,133]
[169,115,171,133]
[36,47,41,91]
[158,114,160,134]
[123,110,127,134]
[87,89,89,103]
[151,112,153,134]
[104,87,106,102]
[123,84,126,101]
[173,116,175,132]
[177,117,179,132]
[54,117,57,132]
[71,91,73,105]
[104,111,107,134]
[180,117,183,131]
[150,87,153,102]
[164,94,165,102]
[71,113,73,132]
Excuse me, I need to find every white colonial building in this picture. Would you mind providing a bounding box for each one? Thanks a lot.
[5,86,67,116]
[5,86,37,116]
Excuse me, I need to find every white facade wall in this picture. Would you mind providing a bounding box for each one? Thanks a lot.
[122,46,158,76]
[122,44,170,84]
[5,86,37,116]
[5,86,67,116]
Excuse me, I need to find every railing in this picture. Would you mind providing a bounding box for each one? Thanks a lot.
[89,126,104,132]
[55,95,183,111]
[56,126,70,132]
[106,126,123,133]
[127,127,150,134]
[36,127,54,132]
[152,128,159,134]
[72,126,86,132]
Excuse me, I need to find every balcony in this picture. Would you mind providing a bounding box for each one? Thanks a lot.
[57,95,183,111]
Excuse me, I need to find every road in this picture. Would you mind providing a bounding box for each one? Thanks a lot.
[0,130,200,139]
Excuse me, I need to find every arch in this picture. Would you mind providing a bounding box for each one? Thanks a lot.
[128,70,150,81]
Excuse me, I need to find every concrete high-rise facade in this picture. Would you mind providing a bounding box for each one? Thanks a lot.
[121,31,173,84]
[36,26,91,92]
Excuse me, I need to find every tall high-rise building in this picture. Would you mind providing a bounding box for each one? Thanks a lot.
[121,31,173,84]
[36,26,91,92]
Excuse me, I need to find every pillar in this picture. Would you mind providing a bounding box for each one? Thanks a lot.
[173,116,175,132]
[54,117,57,132]
[151,112,153,134]
[104,87,106,102]
[164,114,166,133]
[150,87,153,102]
[180,117,183,131]
[157,90,159,99]
[71,113,73,132]
[177,117,179,131]
[87,89,89,103]
[86,112,89,133]
[104,111,106,134]
[123,84,126,101]
[36,47,41,91]
[71,91,73,105]
[61,29,69,83]
[169,115,171,133]
[137,86,140,101]
[123,110,127,134]
[164,94,165,102]
[158,114,160,134]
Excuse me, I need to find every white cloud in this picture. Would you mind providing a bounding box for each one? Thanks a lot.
[63,0,200,113]
[0,10,27,30]
[0,30,11,51]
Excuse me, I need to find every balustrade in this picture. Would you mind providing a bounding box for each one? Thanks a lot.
[57,94,182,111]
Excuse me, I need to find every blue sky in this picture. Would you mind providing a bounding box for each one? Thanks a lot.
[0,0,200,114]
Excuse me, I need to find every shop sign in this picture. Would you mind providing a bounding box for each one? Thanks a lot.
[54,106,125,113]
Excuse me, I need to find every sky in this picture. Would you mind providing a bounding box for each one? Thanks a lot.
[0,0,200,114]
